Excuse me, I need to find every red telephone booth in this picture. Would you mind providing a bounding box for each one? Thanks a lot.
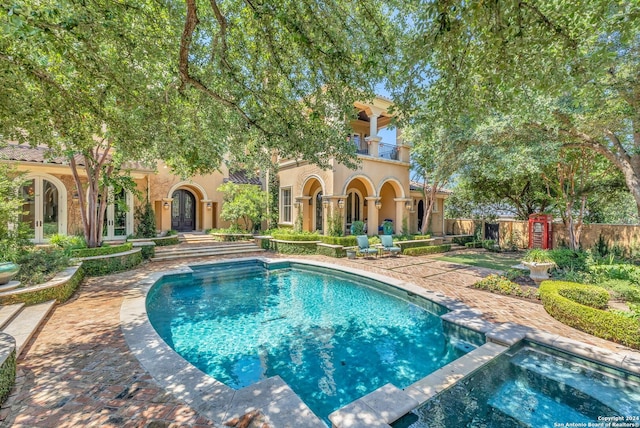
[528,214,553,249]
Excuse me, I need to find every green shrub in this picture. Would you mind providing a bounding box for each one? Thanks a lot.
[320,236,358,246]
[139,245,155,260]
[80,249,143,276]
[403,244,451,256]
[0,345,16,405]
[539,280,640,349]
[71,243,133,258]
[465,241,484,248]
[599,279,640,303]
[549,248,588,271]
[271,232,320,241]
[152,236,180,246]
[0,266,85,305]
[474,274,539,299]
[397,240,436,251]
[452,235,475,245]
[49,233,87,254]
[316,245,345,258]
[523,248,554,263]
[589,264,640,285]
[134,202,156,238]
[558,285,610,310]
[350,221,365,236]
[15,247,69,286]
[271,240,317,255]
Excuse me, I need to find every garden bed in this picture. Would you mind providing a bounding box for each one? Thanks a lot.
[73,248,142,276]
[0,265,85,305]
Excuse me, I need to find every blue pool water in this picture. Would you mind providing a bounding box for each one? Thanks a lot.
[394,342,640,428]
[146,262,481,422]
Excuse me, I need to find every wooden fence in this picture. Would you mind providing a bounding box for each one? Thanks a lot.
[445,219,640,251]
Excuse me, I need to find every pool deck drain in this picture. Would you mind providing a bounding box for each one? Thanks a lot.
[3,252,640,427]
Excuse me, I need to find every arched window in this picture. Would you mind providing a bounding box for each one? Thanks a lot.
[346,189,363,225]
[314,190,323,233]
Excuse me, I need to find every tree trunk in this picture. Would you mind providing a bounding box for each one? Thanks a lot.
[420,183,438,235]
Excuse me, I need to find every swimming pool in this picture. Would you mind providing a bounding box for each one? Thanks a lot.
[146,260,483,422]
[393,341,640,428]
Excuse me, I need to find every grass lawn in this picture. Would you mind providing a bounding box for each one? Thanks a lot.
[435,250,523,271]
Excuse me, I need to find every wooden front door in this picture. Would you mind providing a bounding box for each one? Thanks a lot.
[171,189,196,232]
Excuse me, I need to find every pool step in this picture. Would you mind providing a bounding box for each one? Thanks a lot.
[1,300,56,357]
[510,349,640,416]
[487,380,593,427]
[152,241,263,261]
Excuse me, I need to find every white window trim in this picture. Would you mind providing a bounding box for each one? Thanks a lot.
[280,187,293,224]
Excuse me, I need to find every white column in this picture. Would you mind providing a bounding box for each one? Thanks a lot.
[366,197,379,236]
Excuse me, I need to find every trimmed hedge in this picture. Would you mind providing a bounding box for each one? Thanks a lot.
[271,240,318,255]
[452,235,475,245]
[473,274,539,299]
[558,285,609,310]
[540,280,640,349]
[0,266,85,306]
[80,249,143,276]
[465,241,484,248]
[403,244,451,256]
[209,233,253,242]
[0,337,15,405]
[396,240,436,251]
[316,244,345,258]
[71,243,132,258]
[152,236,180,246]
[271,233,320,241]
[320,236,358,246]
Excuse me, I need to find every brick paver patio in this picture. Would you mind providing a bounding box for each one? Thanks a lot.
[0,251,635,427]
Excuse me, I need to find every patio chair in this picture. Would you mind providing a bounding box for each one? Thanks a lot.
[356,235,379,259]
[380,235,401,257]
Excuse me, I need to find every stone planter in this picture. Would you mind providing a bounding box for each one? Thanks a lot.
[346,250,357,260]
[522,261,555,285]
[0,263,19,285]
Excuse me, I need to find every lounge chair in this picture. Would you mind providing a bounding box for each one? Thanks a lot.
[356,235,379,259]
[380,235,401,257]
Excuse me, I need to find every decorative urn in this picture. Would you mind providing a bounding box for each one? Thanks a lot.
[0,262,19,285]
[522,261,555,285]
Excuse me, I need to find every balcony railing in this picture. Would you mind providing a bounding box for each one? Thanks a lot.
[378,144,399,160]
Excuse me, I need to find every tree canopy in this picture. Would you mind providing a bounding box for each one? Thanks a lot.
[397,0,640,217]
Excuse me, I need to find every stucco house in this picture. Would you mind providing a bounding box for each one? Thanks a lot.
[1,97,447,242]
[276,96,448,236]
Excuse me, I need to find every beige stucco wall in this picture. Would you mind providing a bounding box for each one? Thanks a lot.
[278,154,418,235]
[7,159,233,237]
[147,162,234,232]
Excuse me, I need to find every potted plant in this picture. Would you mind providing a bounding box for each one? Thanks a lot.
[522,249,555,284]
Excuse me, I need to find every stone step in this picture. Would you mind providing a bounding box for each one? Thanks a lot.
[154,242,258,255]
[2,300,56,357]
[0,303,24,329]
[151,247,264,261]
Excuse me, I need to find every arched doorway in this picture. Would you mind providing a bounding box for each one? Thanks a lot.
[20,175,66,243]
[171,189,196,232]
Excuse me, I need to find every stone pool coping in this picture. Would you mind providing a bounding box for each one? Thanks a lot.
[120,257,640,428]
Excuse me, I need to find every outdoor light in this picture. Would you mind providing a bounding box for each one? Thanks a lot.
[375,200,382,210]
[163,201,170,210]
[206,202,212,210]
[72,191,79,201]
[405,201,412,210]
[337,199,344,209]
